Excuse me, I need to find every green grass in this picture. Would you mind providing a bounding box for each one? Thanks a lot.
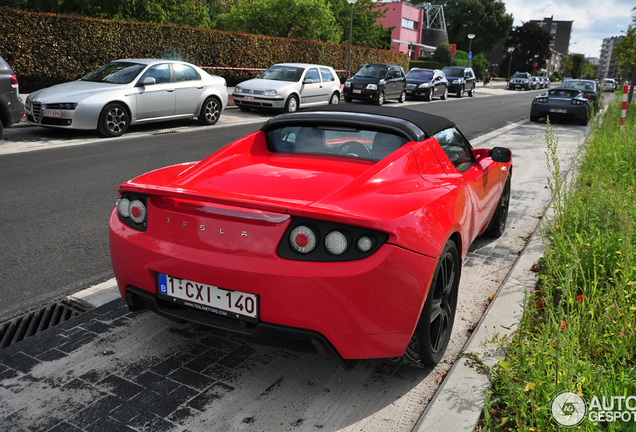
[478,100,636,431]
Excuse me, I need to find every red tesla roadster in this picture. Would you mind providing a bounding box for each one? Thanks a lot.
[109,104,512,369]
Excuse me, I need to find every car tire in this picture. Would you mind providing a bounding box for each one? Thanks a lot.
[398,90,406,103]
[329,92,340,105]
[344,96,352,103]
[580,118,588,126]
[457,86,463,98]
[198,96,221,125]
[376,92,385,106]
[424,90,432,102]
[441,86,448,100]
[392,239,460,368]
[530,115,539,122]
[468,87,474,97]
[97,102,129,137]
[485,175,511,238]
[238,105,251,112]
[284,95,299,113]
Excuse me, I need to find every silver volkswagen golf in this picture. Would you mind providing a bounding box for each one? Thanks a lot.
[233,63,341,113]
[24,59,228,137]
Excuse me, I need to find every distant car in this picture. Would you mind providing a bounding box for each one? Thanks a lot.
[441,66,476,97]
[530,87,591,125]
[343,63,407,105]
[530,76,542,90]
[561,79,600,109]
[603,78,617,92]
[25,59,228,137]
[0,54,24,140]
[109,104,512,370]
[509,72,531,90]
[541,77,551,89]
[233,63,341,113]
[405,68,448,101]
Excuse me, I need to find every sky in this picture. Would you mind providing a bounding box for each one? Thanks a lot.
[502,0,635,58]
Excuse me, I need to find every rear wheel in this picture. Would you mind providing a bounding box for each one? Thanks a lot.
[392,240,460,368]
[329,92,340,105]
[485,176,511,238]
[398,90,406,103]
[198,96,221,125]
[440,86,448,100]
[530,114,539,122]
[97,102,129,137]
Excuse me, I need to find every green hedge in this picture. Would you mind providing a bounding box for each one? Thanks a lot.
[0,7,408,92]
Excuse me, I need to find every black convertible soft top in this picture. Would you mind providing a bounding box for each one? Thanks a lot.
[260,104,455,142]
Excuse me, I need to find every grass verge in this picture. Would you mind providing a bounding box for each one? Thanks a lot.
[478,99,636,431]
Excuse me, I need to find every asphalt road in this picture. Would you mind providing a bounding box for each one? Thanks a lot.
[0,90,539,323]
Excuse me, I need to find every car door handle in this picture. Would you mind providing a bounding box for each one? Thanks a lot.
[166,88,175,92]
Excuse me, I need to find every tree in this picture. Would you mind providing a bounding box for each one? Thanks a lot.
[613,8,636,101]
[218,0,340,43]
[505,22,552,74]
[325,0,392,48]
[417,0,513,54]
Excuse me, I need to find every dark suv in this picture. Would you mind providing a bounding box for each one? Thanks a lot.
[508,72,532,90]
[343,64,407,106]
[441,66,476,98]
[0,55,24,139]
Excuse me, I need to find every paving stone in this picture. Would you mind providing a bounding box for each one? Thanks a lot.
[187,382,235,412]
[134,371,180,396]
[217,344,255,369]
[109,390,163,423]
[47,421,84,432]
[0,351,41,374]
[57,331,98,354]
[68,395,125,429]
[97,374,145,400]
[167,367,215,391]
[127,411,179,432]
[36,348,68,362]
[148,385,198,418]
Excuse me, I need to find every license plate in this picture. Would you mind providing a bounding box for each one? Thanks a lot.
[157,273,258,321]
[353,89,361,94]
[42,109,61,117]
[244,96,255,101]
[549,108,567,113]
[407,90,413,93]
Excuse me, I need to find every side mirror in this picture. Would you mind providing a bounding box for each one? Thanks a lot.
[142,77,156,86]
[303,78,315,84]
[490,147,511,163]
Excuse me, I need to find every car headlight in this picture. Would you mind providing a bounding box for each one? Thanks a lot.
[235,87,243,93]
[47,103,78,110]
[366,83,378,90]
[452,79,461,84]
[263,90,277,96]
[345,81,351,88]
[418,83,430,88]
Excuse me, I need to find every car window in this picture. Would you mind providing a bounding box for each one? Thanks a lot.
[266,125,407,161]
[442,67,463,78]
[465,70,474,79]
[548,89,579,97]
[433,127,475,172]
[320,68,335,82]
[355,65,388,79]
[259,66,304,82]
[305,68,321,82]
[141,64,171,84]
[407,69,434,80]
[82,61,146,84]
[173,64,199,82]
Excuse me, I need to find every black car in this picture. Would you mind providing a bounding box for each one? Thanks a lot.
[509,72,532,90]
[441,66,476,98]
[530,87,590,125]
[343,64,407,106]
[561,79,600,110]
[406,68,448,101]
[0,55,24,139]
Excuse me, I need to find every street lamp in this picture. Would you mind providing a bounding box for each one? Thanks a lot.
[347,0,358,78]
[467,34,475,67]
[507,46,515,81]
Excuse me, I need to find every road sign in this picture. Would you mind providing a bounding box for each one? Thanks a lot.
[449,44,456,54]
[468,52,473,61]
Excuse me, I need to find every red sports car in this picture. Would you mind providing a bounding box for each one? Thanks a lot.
[109,104,512,369]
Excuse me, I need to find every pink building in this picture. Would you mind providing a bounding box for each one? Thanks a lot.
[375,2,431,60]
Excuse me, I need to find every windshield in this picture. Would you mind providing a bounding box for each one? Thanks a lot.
[512,73,527,79]
[562,81,596,91]
[82,62,147,84]
[407,69,434,80]
[441,67,463,78]
[266,125,407,161]
[258,66,304,82]
[354,65,388,79]
[548,89,580,98]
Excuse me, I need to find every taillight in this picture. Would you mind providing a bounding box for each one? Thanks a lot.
[571,99,586,105]
[536,97,549,103]
[10,74,18,87]
[290,226,317,254]
[325,231,348,255]
[115,194,147,230]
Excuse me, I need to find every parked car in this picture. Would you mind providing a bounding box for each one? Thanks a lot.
[541,76,551,89]
[603,78,617,92]
[405,68,448,101]
[561,79,600,110]
[530,76,542,90]
[530,87,591,125]
[441,66,476,97]
[343,63,407,105]
[25,59,228,137]
[0,54,24,140]
[109,104,512,370]
[233,63,341,113]
[508,72,532,90]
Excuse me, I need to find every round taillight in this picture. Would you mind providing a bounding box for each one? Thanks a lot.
[129,200,147,224]
[116,198,131,218]
[325,231,347,255]
[357,236,373,252]
[290,226,316,254]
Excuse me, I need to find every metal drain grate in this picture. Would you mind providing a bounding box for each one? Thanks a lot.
[0,299,91,349]
[152,131,179,136]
